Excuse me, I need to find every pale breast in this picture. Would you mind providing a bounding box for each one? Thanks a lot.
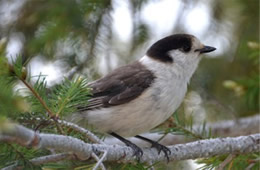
[84,56,189,137]
[85,73,187,137]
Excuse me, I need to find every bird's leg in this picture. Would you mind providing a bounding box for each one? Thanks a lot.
[135,135,171,162]
[110,132,143,160]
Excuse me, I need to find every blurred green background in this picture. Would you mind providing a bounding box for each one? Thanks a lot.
[0,0,259,169]
[0,0,259,125]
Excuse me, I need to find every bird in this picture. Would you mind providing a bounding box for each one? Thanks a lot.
[77,34,216,160]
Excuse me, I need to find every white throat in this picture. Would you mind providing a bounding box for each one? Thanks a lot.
[139,54,200,83]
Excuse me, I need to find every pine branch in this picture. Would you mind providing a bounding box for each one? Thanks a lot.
[49,78,90,117]
[0,123,259,166]
[20,75,90,135]
[20,78,55,118]
[8,59,64,133]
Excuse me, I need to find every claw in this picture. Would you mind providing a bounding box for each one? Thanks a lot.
[135,135,171,162]
[126,141,143,160]
[110,132,144,161]
[151,142,171,162]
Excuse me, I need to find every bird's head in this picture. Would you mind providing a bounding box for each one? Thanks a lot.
[146,34,216,66]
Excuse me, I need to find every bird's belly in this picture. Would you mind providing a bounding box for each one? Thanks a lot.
[85,82,187,137]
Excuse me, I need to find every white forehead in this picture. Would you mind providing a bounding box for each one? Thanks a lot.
[191,36,204,50]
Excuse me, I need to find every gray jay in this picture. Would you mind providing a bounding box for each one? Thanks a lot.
[78,34,216,160]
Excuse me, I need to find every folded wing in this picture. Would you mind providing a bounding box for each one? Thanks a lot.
[78,61,155,111]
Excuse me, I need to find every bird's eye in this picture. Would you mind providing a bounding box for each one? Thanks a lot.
[180,45,190,52]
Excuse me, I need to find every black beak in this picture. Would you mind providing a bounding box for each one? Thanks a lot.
[196,46,216,53]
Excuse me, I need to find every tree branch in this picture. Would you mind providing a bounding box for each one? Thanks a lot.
[0,123,259,165]
[20,78,65,134]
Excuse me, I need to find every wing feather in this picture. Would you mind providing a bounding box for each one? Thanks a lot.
[78,61,155,111]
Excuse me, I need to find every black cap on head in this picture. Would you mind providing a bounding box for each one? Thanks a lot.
[146,34,194,63]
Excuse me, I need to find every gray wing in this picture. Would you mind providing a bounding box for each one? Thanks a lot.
[78,61,155,111]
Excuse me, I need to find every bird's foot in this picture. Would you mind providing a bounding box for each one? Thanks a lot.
[124,140,143,160]
[151,142,171,162]
[110,132,143,161]
[135,135,171,162]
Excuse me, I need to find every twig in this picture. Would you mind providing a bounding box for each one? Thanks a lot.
[20,79,54,118]
[93,151,107,170]
[19,117,103,144]
[57,119,104,144]
[31,152,75,164]
[20,79,65,134]
[245,158,260,170]
[217,154,237,170]
[175,125,204,139]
